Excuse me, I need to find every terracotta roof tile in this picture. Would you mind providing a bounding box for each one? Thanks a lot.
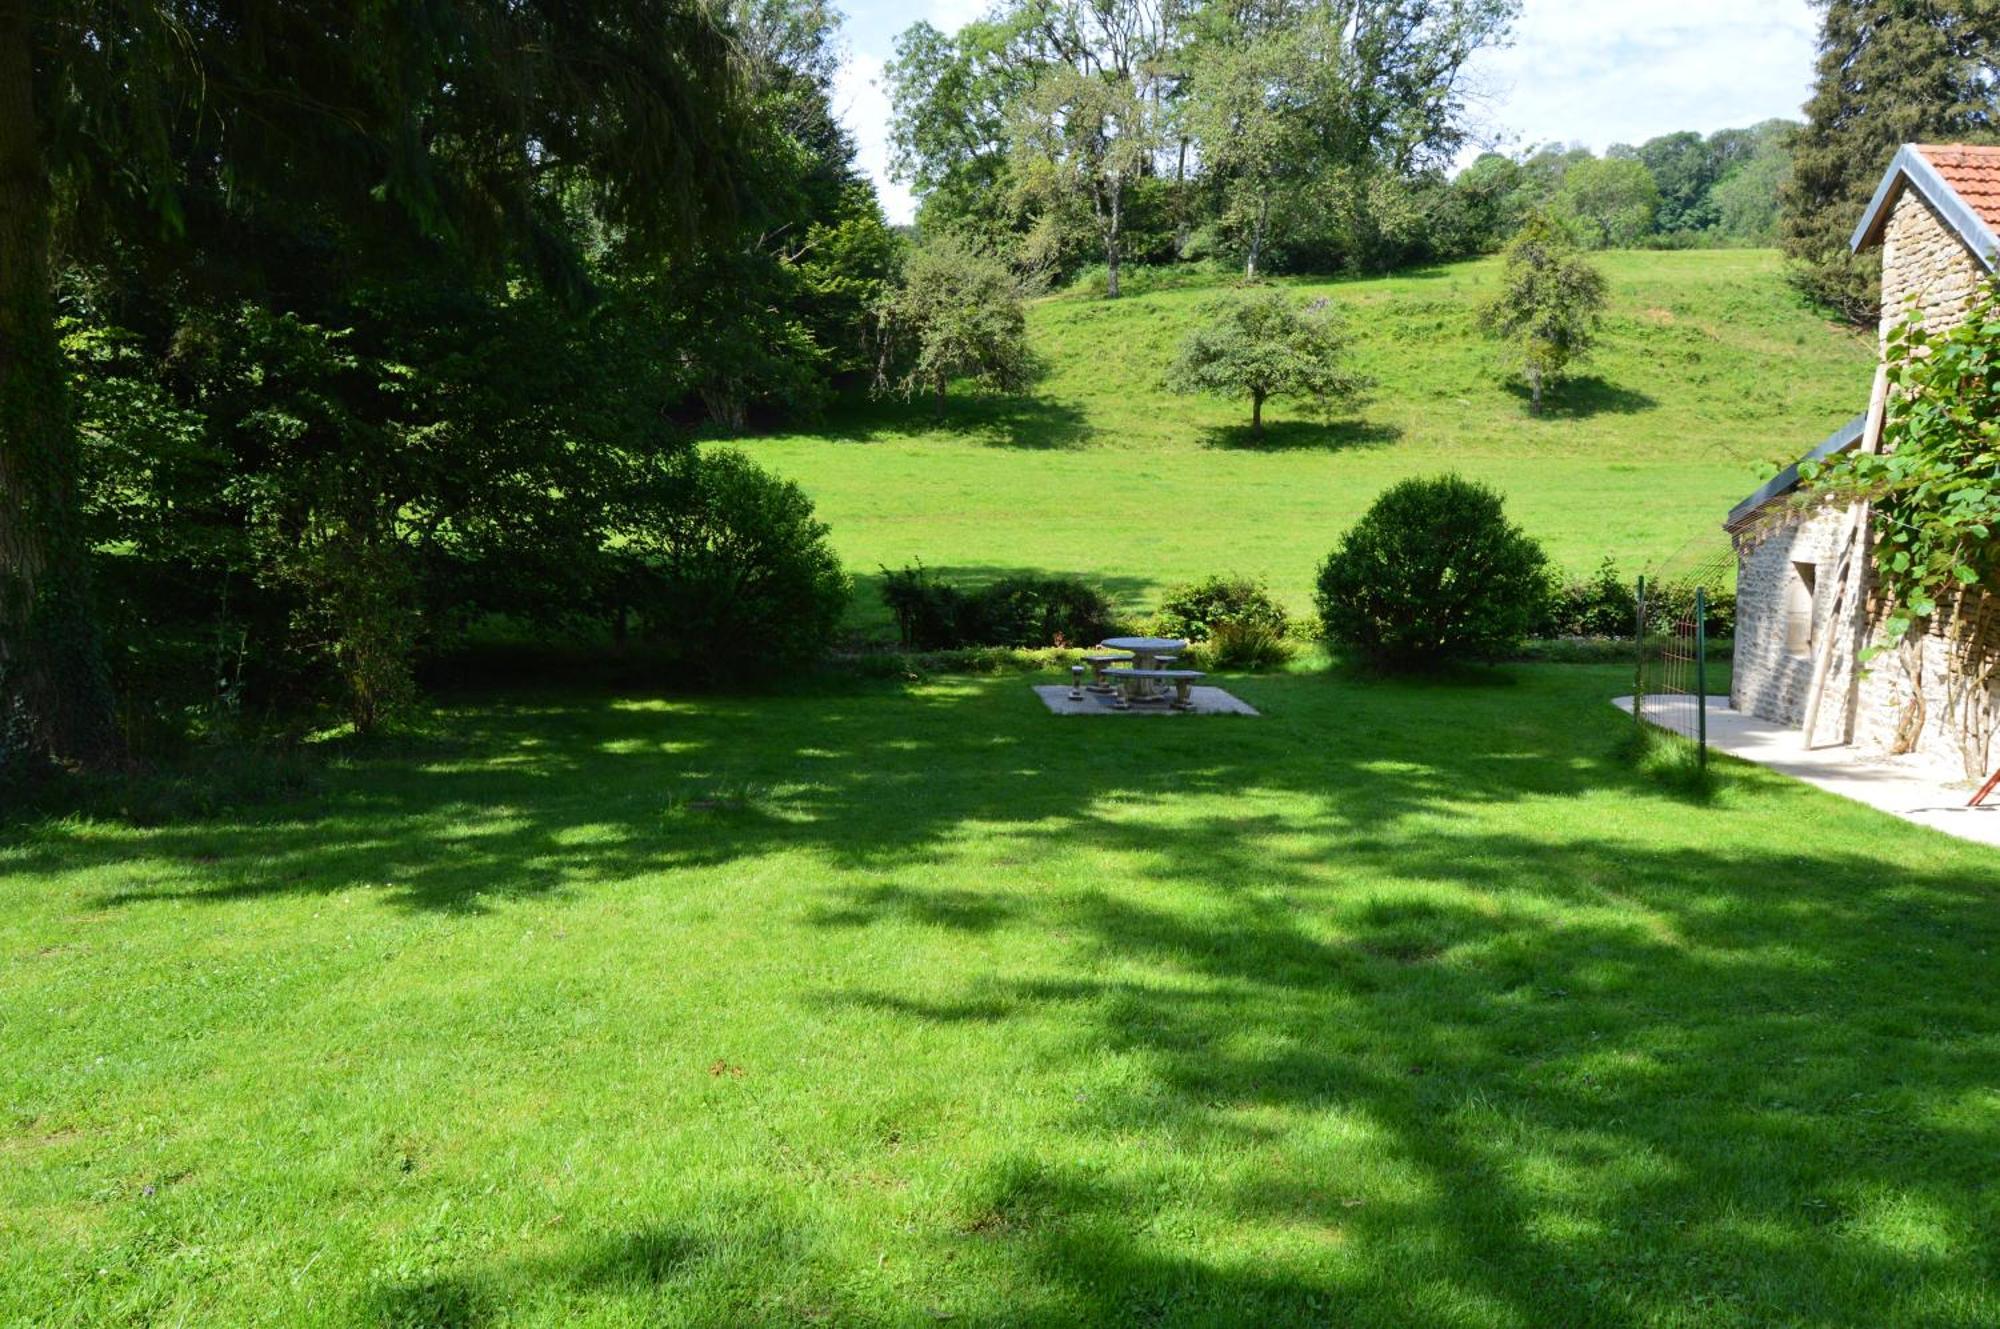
[1914,144,2000,237]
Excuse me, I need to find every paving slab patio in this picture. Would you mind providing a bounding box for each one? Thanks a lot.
[1615,695,2000,849]
[1033,685,1260,717]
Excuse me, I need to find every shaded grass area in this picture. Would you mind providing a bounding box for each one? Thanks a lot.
[742,250,1872,639]
[4,665,1998,1325]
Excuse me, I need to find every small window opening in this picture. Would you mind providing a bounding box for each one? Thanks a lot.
[1784,561,1817,657]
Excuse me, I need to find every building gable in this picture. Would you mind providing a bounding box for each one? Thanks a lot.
[1851,144,2000,269]
[1729,144,1998,528]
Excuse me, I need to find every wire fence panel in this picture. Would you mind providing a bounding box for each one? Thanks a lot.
[1634,534,1737,765]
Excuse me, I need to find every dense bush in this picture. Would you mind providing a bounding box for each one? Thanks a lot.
[1316,475,1551,669]
[967,577,1120,647]
[1193,619,1293,670]
[1154,575,1292,640]
[614,450,851,682]
[879,565,1120,648]
[880,563,970,651]
[1642,579,1736,641]
[1545,558,1640,637]
[1534,558,1733,641]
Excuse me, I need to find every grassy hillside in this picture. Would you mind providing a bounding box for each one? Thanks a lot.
[742,250,1873,638]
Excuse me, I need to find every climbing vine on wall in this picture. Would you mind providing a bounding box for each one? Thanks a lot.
[1801,278,2000,646]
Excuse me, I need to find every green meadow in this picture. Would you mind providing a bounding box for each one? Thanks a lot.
[746,250,1874,637]
[7,667,2000,1326]
[9,252,1994,1328]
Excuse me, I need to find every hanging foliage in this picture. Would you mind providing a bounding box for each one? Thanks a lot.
[1801,280,2000,647]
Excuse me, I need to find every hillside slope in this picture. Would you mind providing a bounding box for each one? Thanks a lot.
[746,250,1874,636]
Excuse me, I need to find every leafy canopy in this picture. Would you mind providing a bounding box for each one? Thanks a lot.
[1477,213,1609,412]
[1166,290,1372,434]
[1552,157,1660,249]
[874,236,1036,412]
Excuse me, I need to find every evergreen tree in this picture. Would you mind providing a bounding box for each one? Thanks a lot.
[2,0,748,767]
[1782,0,2000,324]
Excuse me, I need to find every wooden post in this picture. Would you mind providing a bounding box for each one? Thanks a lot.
[1802,365,1890,749]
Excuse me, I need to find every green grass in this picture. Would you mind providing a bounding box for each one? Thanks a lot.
[742,250,1873,639]
[8,663,1999,1326]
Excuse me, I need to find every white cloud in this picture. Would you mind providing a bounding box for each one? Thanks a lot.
[1459,0,1820,160]
[833,53,916,224]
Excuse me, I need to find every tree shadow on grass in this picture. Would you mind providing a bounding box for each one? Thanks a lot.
[842,564,1164,648]
[816,391,1094,450]
[1504,375,1658,419]
[1197,417,1402,452]
[14,668,2000,1325]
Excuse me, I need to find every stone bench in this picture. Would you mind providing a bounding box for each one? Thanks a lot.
[1083,652,1134,692]
[1104,667,1206,710]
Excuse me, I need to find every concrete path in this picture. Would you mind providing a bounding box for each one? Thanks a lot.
[1033,685,1259,717]
[1615,695,2000,849]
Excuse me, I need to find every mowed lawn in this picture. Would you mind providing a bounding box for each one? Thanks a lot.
[744,250,1874,639]
[7,664,1999,1326]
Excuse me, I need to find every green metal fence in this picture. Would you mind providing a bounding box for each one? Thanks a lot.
[1633,535,1737,767]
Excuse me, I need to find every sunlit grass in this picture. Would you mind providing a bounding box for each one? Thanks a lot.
[5,663,1997,1325]
[742,250,1872,639]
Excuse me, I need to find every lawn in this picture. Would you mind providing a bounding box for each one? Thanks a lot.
[742,250,1874,639]
[7,663,1999,1326]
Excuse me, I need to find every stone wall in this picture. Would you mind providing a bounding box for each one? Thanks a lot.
[1852,596,1999,779]
[1860,187,1998,775]
[1731,507,1852,728]
[1878,186,1984,339]
[1729,182,1998,779]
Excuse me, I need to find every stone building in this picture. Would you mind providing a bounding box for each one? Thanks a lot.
[1727,144,2000,780]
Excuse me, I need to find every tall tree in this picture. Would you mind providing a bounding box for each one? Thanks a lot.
[1710,124,1796,245]
[1011,62,1162,296]
[1782,0,2000,324]
[1552,156,1660,249]
[1182,0,1514,277]
[1005,0,1181,296]
[4,0,747,766]
[886,17,1043,250]
[1635,130,1722,234]
[1,0,115,764]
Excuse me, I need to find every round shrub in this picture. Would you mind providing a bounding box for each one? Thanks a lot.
[619,449,850,680]
[1154,574,1291,641]
[1315,474,1550,669]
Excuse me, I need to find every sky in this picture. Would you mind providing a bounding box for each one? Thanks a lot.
[830,0,1824,226]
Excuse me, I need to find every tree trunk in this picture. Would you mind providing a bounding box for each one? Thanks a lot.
[1246,195,1268,281]
[0,2,121,768]
[933,377,947,418]
[1174,138,1190,254]
[1251,390,1264,437]
[1528,368,1543,415]
[1104,176,1123,299]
